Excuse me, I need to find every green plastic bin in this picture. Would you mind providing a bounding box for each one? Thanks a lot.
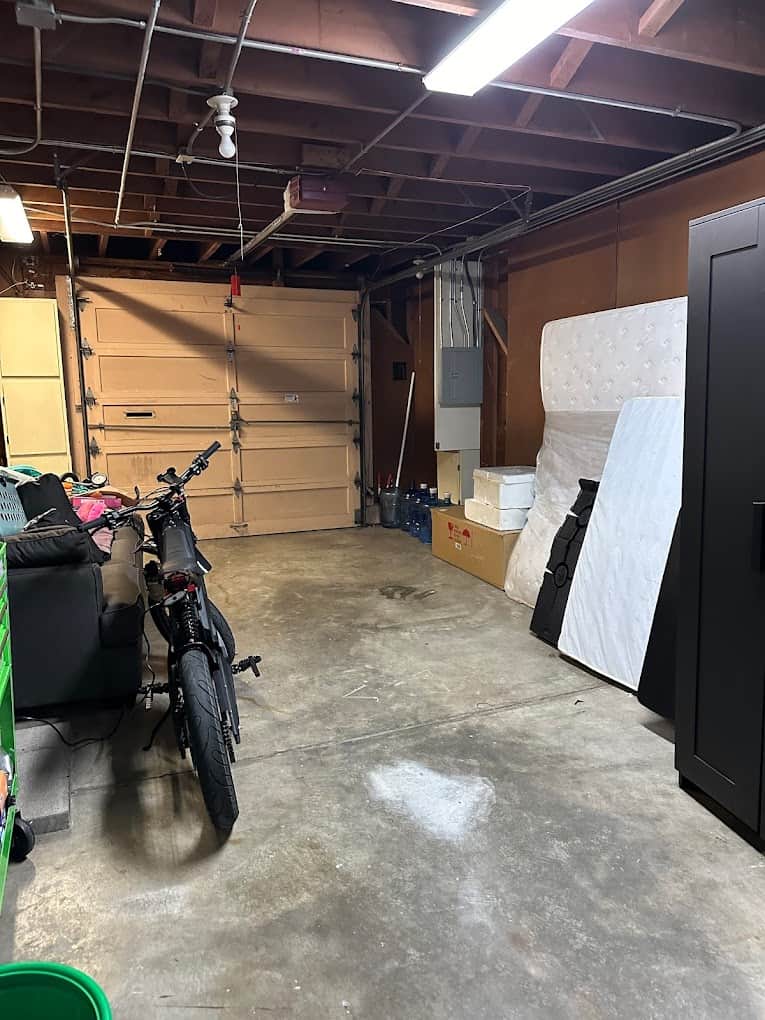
[0,962,111,1019]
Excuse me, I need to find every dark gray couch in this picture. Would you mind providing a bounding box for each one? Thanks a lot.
[7,474,145,712]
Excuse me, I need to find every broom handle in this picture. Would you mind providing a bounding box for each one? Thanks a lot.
[395,371,415,490]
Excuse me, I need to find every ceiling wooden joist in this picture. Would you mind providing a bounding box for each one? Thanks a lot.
[0,0,763,274]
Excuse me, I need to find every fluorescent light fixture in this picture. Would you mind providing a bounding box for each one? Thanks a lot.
[0,185,34,244]
[423,0,596,97]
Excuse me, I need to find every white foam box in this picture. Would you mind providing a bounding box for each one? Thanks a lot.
[464,498,528,531]
[473,466,535,509]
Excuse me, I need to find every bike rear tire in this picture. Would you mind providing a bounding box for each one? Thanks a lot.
[152,600,235,661]
[179,648,239,832]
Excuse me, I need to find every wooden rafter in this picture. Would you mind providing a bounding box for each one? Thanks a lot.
[516,39,593,128]
[97,234,108,256]
[37,230,49,254]
[198,241,222,262]
[291,246,327,270]
[639,0,687,38]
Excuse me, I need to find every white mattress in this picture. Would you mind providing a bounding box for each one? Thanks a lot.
[558,397,683,690]
[504,298,687,607]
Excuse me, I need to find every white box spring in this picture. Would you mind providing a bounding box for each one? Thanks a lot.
[558,397,683,690]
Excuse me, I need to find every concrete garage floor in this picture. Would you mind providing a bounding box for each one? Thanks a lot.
[3,528,765,1018]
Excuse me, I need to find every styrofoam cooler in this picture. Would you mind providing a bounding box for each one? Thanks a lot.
[464,499,528,531]
[472,467,536,509]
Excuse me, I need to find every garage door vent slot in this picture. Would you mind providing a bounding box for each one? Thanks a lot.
[124,410,154,419]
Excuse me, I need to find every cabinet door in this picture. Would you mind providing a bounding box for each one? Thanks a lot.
[0,298,71,474]
[677,203,765,831]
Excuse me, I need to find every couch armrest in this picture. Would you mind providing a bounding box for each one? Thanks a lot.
[6,525,100,570]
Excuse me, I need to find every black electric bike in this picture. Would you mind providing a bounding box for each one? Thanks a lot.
[82,441,261,832]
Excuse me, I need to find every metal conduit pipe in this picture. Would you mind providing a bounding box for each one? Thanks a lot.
[0,28,42,156]
[115,0,161,224]
[367,119,765,293]
[55,10,743,135]
[60,183,93,476]
[341,93,429,173]
[184,0,259,157]
[0,134,297,174]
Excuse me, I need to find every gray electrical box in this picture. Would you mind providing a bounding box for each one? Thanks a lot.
[15,0,57,30]
[441,346,484,407]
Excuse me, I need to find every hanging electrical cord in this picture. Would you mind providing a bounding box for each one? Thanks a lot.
[233,125,245,265]
[180,162,235,201]
[0,282,26,297]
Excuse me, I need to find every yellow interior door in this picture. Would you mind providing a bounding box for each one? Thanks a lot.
[0,298,71,474]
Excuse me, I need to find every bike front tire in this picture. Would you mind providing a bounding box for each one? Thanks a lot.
[179,648,239,832]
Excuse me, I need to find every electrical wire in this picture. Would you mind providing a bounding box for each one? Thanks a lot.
[411,190,531,246]
[180,162,234,201]
[233,125,245,267]
[0,283,26,297]
[17,709,127,749]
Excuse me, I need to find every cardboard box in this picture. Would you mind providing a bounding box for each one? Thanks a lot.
[432,506,521,589]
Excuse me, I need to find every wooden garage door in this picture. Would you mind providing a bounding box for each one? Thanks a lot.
[75,279,360,540]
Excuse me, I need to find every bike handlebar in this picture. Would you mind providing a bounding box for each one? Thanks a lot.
[200,441,222,461]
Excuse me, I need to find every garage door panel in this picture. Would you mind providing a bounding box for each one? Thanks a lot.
[242,486,353,528]
[102,404,230,428]
[234,311,351,350]
[94,307,227,347]
[236,351,348,395]
[96,446,234,494]
[238,394,352,421]
[95,354,228,397]
[240,443,350,487]
[185,493,241,540]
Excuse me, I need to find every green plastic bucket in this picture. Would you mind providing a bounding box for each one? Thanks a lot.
[0,962,111,1019]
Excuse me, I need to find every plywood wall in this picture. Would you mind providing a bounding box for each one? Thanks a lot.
[493,149,765,465]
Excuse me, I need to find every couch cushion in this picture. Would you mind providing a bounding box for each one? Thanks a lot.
[99,559,145,648]
[6,525,101,570]
[17,474,106,564]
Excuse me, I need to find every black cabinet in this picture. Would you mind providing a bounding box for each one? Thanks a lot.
[677,197,765,845]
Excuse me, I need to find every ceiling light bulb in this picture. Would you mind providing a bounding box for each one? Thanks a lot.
[424,0,597,97]
[218,127,236,160]
[207,92,239,160]
[0,185,33,244]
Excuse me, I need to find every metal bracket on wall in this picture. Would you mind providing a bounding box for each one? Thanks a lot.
[351,345,360,362]
[84,387,97,408]
[80,340,94,358]
[88,437,100,456]
[226,341,235,363]
[354,472,362,489]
